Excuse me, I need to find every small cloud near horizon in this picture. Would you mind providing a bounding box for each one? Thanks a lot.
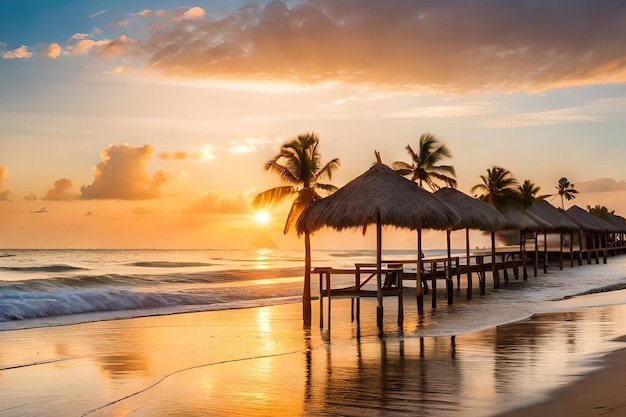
[44,178,78,201]
[184,192,248,214]
[80,144,167,200]
[576,178,626,193]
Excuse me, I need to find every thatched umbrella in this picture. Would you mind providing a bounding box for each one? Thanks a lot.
[565,205,615,264]
[297,162,460,326]
[497,206,544,280]
[526,200,580,269]
[433,188,503,297]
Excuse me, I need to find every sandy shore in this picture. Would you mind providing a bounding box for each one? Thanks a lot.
[495,343,626,417]
[2,291,626,417]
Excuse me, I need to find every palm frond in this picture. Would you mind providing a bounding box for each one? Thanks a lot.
[251,186,295,209]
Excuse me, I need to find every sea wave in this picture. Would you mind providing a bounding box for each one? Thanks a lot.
[0,264,88,273]
[126,261,214,268]
[0,268,305,325]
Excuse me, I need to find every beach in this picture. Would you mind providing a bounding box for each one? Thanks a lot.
[1,250,626,416]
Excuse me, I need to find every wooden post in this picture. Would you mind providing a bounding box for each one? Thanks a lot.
[376,214,383,329]
[559,232,564,270]
[521,230,527,280]
[304,231,312,326]
[466,228,472,298]
[543,232,548,274]
[570,231,574,268]
[578,230,584,265]
[534,231,539,277]
[446,229,453,305]
[595,232,600,265]
[417,229,424,316]
[491,231,499,289]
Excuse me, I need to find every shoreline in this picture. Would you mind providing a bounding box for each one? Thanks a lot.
[494,342,626,417]
[2,291,626,416]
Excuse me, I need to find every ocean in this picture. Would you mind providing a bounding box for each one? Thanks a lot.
[2,248,626,334]
[0,248,451,331]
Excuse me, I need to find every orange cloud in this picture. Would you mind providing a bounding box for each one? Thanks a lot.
[69,35,137,58]
[80,144,167,200]
[158,151,200,160]
[44,43,62,59]
[132,0,626,93]
[184,192,248,214]
[2,45,31,59]
[44,178,77,201]
[184,6,205,19]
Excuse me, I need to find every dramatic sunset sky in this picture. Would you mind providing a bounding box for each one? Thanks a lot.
[1,0,626,249]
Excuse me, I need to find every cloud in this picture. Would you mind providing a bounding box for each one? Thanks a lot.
[184,7,206,19]
[2,45,32,59]
[68,35,138,58]
[387,102,494,118]
[184,192,248,214]
[44,178,77,201]
[576,178,626,193]
[44,43,62,59]
[103,65,127,75]
[158,151,200,160]
[486,98,626,127]
[135,9,167,17]
[129,0,626,93]
[200,144,216,161]
[227,136,277,154]
[69,33,89,41]
[80,144,167,200]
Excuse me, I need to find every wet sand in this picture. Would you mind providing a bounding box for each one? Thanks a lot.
[495,344,626,417]
[2,288,626,417]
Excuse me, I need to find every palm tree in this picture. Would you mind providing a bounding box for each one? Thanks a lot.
[392,133,457,190]
[252,132,340,326]
[587,204,612,219]
[471,166,519,210]
[517,179,544,210]
[555,177,578,209]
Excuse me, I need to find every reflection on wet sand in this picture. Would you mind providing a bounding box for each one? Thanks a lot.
[1,300,626,416]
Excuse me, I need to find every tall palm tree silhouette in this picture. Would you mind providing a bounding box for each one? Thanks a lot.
[554,177,578,209]
[252,132,340,325]
[471,166,519,210]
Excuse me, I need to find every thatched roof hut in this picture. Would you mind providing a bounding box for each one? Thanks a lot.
[525,200,580,232]
[297,163,460,234]
[604,213,626,233]
[433,188,503,231]
[498,206,543,231]
[564,205,615,232]
[297,162,461,323]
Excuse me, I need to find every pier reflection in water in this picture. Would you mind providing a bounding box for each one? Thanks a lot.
[304,306,626,417]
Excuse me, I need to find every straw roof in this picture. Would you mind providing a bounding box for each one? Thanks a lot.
[604,213,626,233]
[296,163,461,234]
[498,205,543,231]
[564,205,615,232]
[525,200,580,233]
[433,187,503,231]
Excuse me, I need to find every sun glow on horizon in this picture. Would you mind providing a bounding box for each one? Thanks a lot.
[254,211,271,225]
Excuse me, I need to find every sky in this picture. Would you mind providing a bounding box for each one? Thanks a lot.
[1,0,626,250]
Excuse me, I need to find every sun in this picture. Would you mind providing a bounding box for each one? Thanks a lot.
[254,211,271,225]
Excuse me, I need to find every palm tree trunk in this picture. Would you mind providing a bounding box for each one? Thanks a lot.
[303,231,312,327]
